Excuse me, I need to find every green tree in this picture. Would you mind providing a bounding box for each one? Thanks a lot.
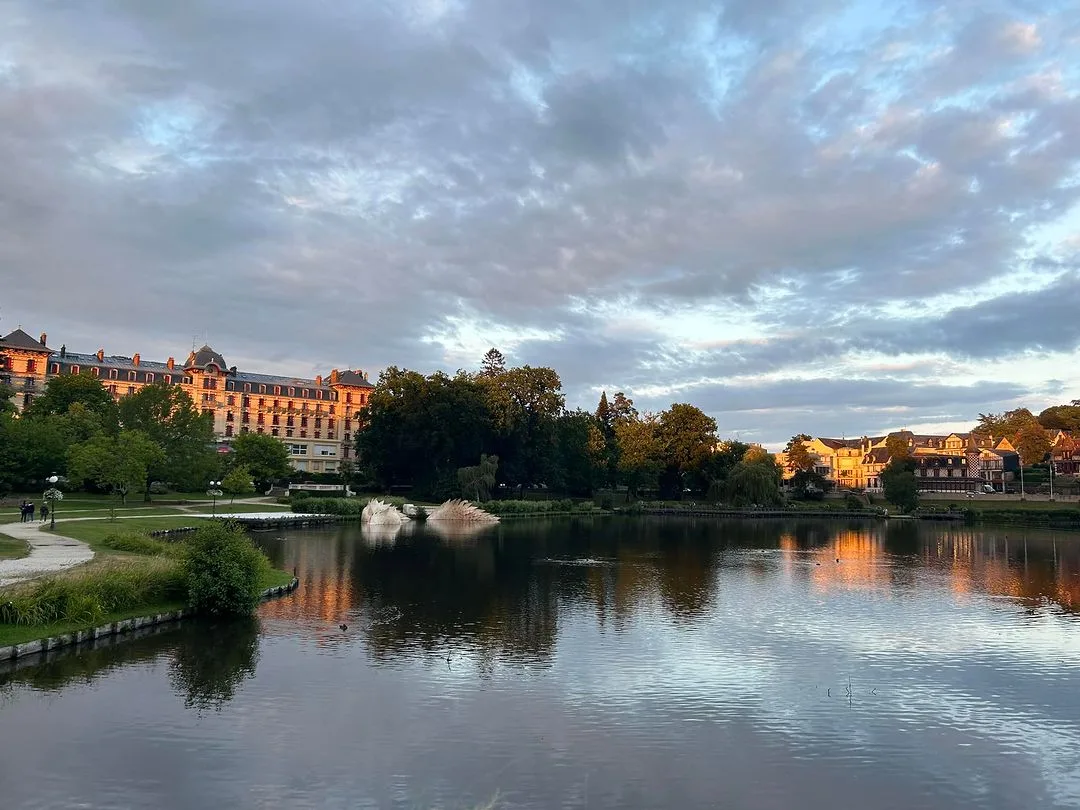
[655,403,718,498]
[228,432,292,491]
[26,372,118,429]
[700,440,751,501]
[784,434,815,472]
[973,408,1040,441]
[790,469,830,500]
[885,433,912,460]
[1014,422,1052,467]
[457,454,499,501]
[482,365,565,494]
[725,456,782,506]
[182,522,268,616]
[68,430,165,507]
[480,347,506,378]
[551,410,600,497]
[221,465,256,503]
[1037,404,1080,433]
[118,383,216,495]
[615,413,661,500]
[882,457,919,513]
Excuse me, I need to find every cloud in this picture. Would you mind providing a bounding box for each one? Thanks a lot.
[1,0,1079,442]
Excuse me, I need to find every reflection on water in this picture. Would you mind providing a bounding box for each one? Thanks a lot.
[1,517,1079,810]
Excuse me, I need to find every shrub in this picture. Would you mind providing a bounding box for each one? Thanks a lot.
[182,522,270,617]
[599,493,614,511]
[844,494,864,511]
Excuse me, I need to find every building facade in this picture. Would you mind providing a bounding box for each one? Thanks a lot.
[1,328,374,474]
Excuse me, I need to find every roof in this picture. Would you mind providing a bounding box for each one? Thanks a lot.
[334,370,375,388]
[59,352,174,373]
[817,437,861,449]
[233,371,330,389]
[1,328,51,353]
[864,447,891,463]
[185,345,227,370]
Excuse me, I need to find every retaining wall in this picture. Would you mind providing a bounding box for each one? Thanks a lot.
[0,577,299,663]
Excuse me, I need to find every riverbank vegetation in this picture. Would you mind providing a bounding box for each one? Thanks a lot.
[0,522,290,647]
[0,533,29,560]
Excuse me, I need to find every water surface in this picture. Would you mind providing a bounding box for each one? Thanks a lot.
[2,517,1079,810]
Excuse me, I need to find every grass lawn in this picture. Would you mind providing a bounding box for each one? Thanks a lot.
[0,601,189,648]
[50,517,216,549]
[0,533,29,560]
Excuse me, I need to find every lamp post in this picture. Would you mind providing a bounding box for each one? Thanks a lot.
[44,474,63,531]
[208,480,223,517]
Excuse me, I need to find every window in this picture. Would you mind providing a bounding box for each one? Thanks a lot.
[91,367,100,377]
[257,426,264,434]
[288,387,295,397]
[273,399,280,409]
[227,395,235,406]
[302,389,309,399]
[109,368,118,379]
[257,413,265,425]
[258,398,265,408]
[315,418,322,429]
[226,381,235,391]
[50,363,59,374]
[288,444,306,456]
[226,412,234,422]
[259,385,266,394]
[346,393,353,404]
[242,396,250,407]
[300,430,307,438]
[241,412,250,424]
[274,386,281,396]
[109,385,117,395]
[183,376,193,384]
[272,415,280,426]
[225,425,234,437]
[300,416,309,428]
[26,359,36,373]
[243,383,251,392]
[287,416,295,427]
[315,431,321,438]
[145,373,154,383]
[316,390,323,400]
[286,428,294,438]
[315,445,337,457]
[71,365,80,375]
[164,375,172,384]
[272,428,279,437]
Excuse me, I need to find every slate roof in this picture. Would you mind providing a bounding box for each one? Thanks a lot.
[185,345,227,370]
[233,371,331,390]
[863,447,891,464]
[1,328,51,352]
[818,437,861,450]
[335,370,374,388]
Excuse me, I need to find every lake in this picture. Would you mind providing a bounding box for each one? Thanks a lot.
[2,517,1079,810]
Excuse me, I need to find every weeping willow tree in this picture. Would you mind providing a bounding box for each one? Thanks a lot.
[725,458,782,506]
[457,454,499,501]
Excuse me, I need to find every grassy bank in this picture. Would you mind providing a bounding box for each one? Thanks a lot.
[0,533,30,560]
[0,520,293,648]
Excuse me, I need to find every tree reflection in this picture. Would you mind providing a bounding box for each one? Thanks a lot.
[168,617,260,711]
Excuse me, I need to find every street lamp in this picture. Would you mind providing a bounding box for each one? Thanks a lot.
[44,474,63,531]
[208,480,223,517]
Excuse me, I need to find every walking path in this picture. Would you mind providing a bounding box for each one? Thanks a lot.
[0,521,94,589]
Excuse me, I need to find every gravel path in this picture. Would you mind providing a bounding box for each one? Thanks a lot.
[0,520,95,589]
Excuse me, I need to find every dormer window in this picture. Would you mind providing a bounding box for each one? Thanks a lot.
[109,369,118,380]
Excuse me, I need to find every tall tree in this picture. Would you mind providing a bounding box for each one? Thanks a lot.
[118,383,216,495]
[1038,404,1080,433]
[221,465,256,504]
[480,348,506,378]
[593,391,619,488]
[27,372,118,430]
[882,457,919,513]
[551,410,600,497]
[615,413,661,500]
[884,433,912,460]
[784,434,816,472]
[655,403,718,498]
[68,430,165,506]
[610,392,638,424]
[1014,422,1052,467]
[973,408,1040,440]
[725,454,782,506]
[483,365,565,493]
[228,432,292,491]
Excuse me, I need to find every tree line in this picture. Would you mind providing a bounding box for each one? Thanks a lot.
[355,348,785,504]
[0,375,294,500]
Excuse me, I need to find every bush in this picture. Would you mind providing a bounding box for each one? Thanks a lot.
[182,522,271,617]
[844,494,864,511]
[0,559,186,627]
[599,493,614,511]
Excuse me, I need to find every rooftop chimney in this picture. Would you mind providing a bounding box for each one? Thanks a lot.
[167,357,175,370]
[315,374,323,387]
[330,369,340,384]
[59,344,67,359]
[39,332,47,346]
[132,353,140,366]
[96,348,104,361]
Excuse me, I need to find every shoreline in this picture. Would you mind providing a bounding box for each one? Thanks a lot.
[0,576,299,663]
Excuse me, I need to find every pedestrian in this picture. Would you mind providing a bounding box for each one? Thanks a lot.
[41,503,49,523]
[27,502,35,521]
[19,500,28,523]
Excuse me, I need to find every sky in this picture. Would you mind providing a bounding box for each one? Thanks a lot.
[1,0,1078,448]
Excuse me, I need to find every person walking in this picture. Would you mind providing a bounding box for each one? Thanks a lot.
[27,502,35,522]
[19,500,28,523]
[40,503,49,523]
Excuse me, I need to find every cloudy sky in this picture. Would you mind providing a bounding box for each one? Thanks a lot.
[1,0,1078,447]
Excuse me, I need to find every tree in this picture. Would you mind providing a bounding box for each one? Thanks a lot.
[973,408,1040,441]
[614,414,661,500]
[1038,404,1080,433]
[725,456,782,506]
[228,432,292,491]
[457,454,499,501]
[882,457,919,513]
[221,465,256,504]
[784,434,815,472]
[483,365,565,494]
[655,403,718,498]
[885,433,912,460]
[551,411,600,497]
[700,440,751,501]
[118,383,216,496]
[68,430,165,507]
[26,372,118,428]
[1014,422,1052,467]
[791,469,830,500]
[480,348,506,378]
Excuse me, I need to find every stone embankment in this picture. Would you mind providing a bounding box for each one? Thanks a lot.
[0,577,299,663]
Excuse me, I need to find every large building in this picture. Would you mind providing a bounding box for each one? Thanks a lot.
[0,327,374,473]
